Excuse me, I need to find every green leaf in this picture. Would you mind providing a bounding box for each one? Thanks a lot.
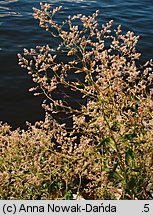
[65,190,73,200]
[113,171,121,180]
[122,132,137,141]
[125,149,134,167]
[97,137,117,151]
[107,137,117,152]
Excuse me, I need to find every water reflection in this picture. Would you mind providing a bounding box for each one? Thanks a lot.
[0,12,21,18]
[49,0,95,2]
[0,0,18,4]
[0,0,21,17]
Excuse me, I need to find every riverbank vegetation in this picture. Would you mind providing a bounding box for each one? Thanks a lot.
[0,3,153,199]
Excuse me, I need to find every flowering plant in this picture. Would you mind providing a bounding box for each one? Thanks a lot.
[1,3,152,199]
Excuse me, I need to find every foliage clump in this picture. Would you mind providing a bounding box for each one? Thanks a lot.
[0,3,153,199]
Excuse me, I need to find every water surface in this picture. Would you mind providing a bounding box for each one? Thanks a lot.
[0,0,153,128]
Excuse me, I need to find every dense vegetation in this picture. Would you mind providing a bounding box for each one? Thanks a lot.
[0,3,153,199]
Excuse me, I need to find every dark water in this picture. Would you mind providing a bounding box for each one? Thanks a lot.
[0,0,153,129]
